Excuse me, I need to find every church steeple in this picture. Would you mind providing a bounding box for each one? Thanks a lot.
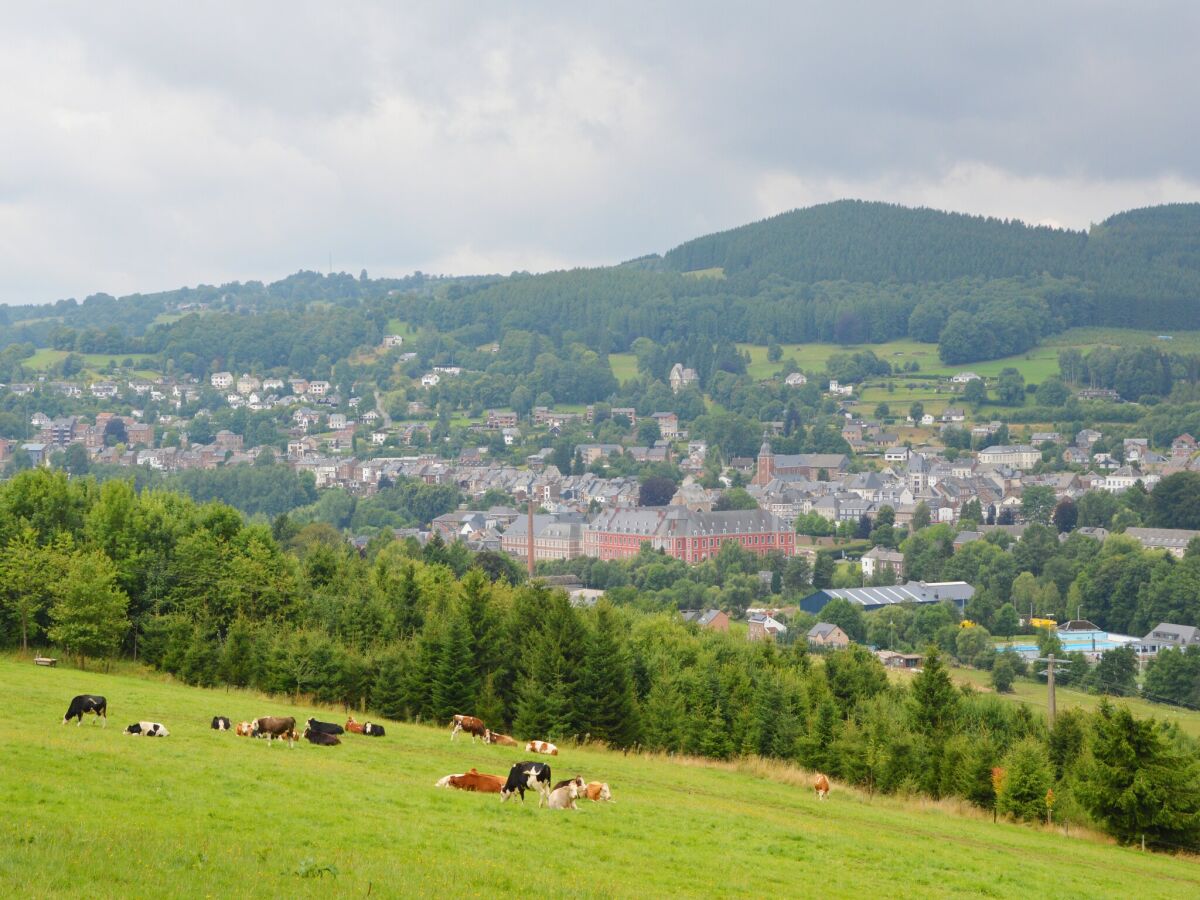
[754,431,775,485]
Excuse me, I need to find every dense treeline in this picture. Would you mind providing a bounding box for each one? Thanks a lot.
[1,468,1198,850]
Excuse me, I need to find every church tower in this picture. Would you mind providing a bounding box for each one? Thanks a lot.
[753,434,775,486]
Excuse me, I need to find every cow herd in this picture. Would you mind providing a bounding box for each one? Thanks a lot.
[438,714,614,812]
[58,694,832,812]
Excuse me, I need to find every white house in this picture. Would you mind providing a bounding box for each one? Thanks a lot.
[828,380,854,396]
[421,372,440,388]
[785,372,808,387]
[210,372,233,390]
[951,372,981,384]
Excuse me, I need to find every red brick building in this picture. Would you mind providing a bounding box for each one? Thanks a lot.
[583,506,795,563]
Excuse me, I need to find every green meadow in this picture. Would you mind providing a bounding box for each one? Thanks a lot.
[3,656,1198,897]
[21,349,158,374]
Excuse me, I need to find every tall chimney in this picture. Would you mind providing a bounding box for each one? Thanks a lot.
[527,495,536,577]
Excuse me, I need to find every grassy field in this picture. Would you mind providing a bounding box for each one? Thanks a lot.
[385,319,420,337]
[609,352,639,384]
[3,656,1199,897]
[886,663,1200,740]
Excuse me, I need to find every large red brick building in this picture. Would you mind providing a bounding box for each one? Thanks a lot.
[751,439,849,486]
[583,506,795,563]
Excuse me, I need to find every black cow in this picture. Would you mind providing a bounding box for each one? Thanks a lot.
[305,717,344,736]
[62,695,107,726]
[303,726,340,746]
[501,761,552,806]
[363,722,386,737]
[211,716,231,731]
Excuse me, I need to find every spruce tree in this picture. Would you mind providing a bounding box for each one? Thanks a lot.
[219,617,258,687]
[576,604,638,747]
[371,650,409,720]
[1077,702,1200,849]
[432,605,479,722]
[996,737,1053,822]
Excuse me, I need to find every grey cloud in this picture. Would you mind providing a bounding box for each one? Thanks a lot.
[2,2,1198,303]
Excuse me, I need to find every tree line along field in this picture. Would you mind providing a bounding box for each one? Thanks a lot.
[4,657,1199,898]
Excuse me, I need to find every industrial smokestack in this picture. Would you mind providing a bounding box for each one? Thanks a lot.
[527,495,535,577]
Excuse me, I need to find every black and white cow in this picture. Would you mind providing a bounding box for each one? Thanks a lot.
[305,717,344,736]
[62,695,107,726]
[211,716,231,731]
[303,726,340,746]
[363,722,386,737]
[124,721,169,737]
[500,761,552,806]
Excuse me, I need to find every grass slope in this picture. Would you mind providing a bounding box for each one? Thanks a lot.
[3,657,1198,897]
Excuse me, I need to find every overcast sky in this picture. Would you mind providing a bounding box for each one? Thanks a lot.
[3,2,1199,304]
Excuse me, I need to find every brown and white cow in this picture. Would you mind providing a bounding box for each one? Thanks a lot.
[450,714,486,742]
[526,739,558,756]
[251,716,297,746]
[447,768,505,793]
[484,729,518,747]
[586,781,613,802]
[235,721,254,736]
[345,715,365,734]
[813,773,830,800]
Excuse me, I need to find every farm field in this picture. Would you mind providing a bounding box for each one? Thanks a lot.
[609,352,639,384]
[21,348,159,376]
[3,656,1199,897]
[890,663,1200,740]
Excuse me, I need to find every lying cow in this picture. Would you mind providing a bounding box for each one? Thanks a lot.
[484,729,518,747]
[553,776,585,793]
[450,714,486,742]
[62,694,107,726]
[363,722,386,737]
[345,716,365,734]
[235,721,254,736]
[306,717,344,736]
[501,761,552,806]
[526,739,558,756]
[586,781,614,802]
[813,773,830,800]
[447,768,505,793]
[303,726,340,746]
[124,721,169,737]
[434,773,463,788]
[211,716,231,731]
[251,716,297,746]
[548,780,581,810]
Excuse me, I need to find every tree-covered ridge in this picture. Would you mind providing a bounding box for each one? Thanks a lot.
[661,200,1091,284]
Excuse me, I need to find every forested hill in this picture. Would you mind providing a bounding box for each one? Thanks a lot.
[4,201,1200,369]
[660,200,1200,299]
[661,200,1090,284]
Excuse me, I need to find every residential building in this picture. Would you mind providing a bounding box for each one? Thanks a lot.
[1141,623,1200,653]
[211,372,234,389]
[668,363,698,393]
[860,546,904,579]
[1124,527,1200,558]
[681,609,730,632]
[784,372,808,387]
[977,445,1040,468]
[748,613,788,641]
[807,622,850,650]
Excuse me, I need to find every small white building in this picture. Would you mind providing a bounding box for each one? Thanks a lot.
[210,372,233,390]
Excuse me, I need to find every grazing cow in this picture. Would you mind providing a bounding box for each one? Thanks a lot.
[548,780,581,810]
[500,761,552,806]
[303,726,340,746]
[62,694,107,726]
[450,714,486,742]
[447,768,505,793]
[526,739,558,756]
[586,782,613,802]
[305,717,344,736]
[345,716,365,734]
[484,729,518,747]
[124,721,169,737]
[211,716,231,731]
[235,721,254,736]
[363,722,386,737]
[813,773,830,800]
[251,716,297,746]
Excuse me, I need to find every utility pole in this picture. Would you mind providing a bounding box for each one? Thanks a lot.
[1035,653,1058,726]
